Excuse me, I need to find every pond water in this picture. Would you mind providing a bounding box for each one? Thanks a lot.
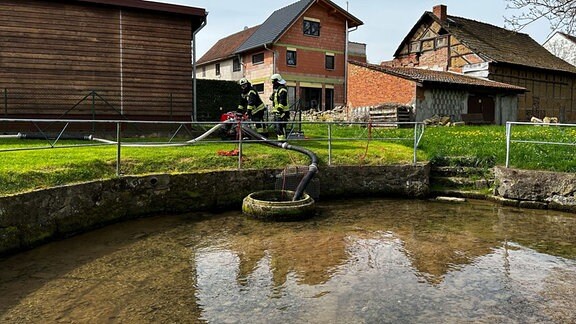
[1,198,575,323]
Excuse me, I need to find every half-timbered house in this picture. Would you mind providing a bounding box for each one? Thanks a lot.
[389,5,576,122]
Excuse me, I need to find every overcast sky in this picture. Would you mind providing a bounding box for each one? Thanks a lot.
[155,0,552,64]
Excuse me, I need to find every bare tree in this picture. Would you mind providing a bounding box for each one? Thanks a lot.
[504,0,576,36]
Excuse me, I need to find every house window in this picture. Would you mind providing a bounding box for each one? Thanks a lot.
[303,19,320,36]
[325,53,335,70]
[252,53,264,65]
[202,66,206,77]
[215,63,220,76]
[287,49,297,66]
[253,83,264,93]
[233,57,241,72]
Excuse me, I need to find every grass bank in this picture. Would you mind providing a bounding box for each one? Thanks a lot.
[0,124,574,196]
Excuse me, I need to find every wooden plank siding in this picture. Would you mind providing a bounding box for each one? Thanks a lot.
[489,65,576,121]
[0,0,196,120]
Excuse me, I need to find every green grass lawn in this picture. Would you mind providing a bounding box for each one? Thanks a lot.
[0,123,574,196]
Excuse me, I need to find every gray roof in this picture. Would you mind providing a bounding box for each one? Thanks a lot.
[235,0,362,54]
[235,0,312,53]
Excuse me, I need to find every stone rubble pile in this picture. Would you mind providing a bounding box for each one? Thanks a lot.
[530,116,559,124]
[299,106,350,122]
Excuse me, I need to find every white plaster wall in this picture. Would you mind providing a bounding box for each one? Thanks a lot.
[195,59,244,81]
[543,33,576,66]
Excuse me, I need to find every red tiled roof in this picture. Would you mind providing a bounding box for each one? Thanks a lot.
[438,14,576,74]
[352,60,526,92]
[197,25,260,65]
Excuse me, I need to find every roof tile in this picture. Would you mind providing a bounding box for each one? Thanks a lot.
[197,25,259,65]
[438,13,576,74]
[352,60,526,92]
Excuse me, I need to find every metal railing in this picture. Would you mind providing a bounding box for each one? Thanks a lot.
[0,118,425,177]
[505,121,576,168]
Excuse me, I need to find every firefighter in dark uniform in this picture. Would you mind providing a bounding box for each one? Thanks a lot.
[270,73,289,141]
[238,78,266,134]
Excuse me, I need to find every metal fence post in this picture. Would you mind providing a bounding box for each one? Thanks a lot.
[238,121,243,170]
[116,122,122,176]
[413,124,418,165]
[505,122,511,168]
[328,123,332,166]
[92,90,96,133]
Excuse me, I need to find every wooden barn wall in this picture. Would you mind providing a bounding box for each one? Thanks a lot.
[122,9,192,118]
[489,65,576,122]
[0,0,194,120]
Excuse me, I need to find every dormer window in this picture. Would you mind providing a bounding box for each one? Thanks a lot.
[303,18,320,36]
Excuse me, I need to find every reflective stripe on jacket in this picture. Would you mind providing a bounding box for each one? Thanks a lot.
[240,88,265,113]
[271,86,288,114]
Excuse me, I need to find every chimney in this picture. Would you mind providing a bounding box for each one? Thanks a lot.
[433,4,447,22]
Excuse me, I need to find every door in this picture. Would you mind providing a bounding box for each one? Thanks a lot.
[467,95,495,123]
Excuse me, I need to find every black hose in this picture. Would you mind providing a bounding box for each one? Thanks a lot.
[241,125,318,201]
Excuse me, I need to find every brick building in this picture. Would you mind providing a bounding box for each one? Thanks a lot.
[348,61,526,124]
[196,0,363,112]
[388,4,576,122]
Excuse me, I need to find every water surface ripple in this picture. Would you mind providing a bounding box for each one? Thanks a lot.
[1,198,575,323]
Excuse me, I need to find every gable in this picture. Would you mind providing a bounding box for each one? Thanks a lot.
[395,11,576,74]
[235,0,362,54]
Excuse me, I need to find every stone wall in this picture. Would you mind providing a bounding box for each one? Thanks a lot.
[0,164,429,256]
[493,166,576,212]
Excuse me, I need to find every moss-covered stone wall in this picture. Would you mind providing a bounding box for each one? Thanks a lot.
[0,165,430,256]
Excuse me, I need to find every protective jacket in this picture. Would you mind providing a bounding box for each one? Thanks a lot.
[270,85,288,118]
[238,87,265,115]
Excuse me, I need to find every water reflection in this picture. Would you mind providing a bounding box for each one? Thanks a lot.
[0,198,575,323]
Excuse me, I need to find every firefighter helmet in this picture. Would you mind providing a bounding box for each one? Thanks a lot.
[238,78,249,86]
[270,73,286,84]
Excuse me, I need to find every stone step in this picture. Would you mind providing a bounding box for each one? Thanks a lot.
[430,166,492,177]
[431,176,493,189]
[431,156,496,168]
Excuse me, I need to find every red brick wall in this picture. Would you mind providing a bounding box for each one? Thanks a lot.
[277,2,348,106]
[418,47,449,70]
[278,3,347,75]
[347,63,416,108]
[240,2,357,108]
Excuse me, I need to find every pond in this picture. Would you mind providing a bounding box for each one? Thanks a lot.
[0,198,575,323]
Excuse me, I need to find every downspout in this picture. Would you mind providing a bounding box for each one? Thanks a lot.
[192,15,207,121]
[344,1,358,107]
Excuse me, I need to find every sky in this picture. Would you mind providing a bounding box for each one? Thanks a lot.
[154,0,552,64]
